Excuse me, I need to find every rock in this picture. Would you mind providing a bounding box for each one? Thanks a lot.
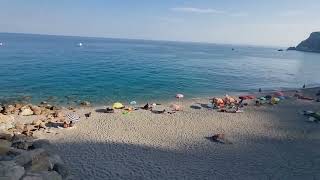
[46,114,54,120]
[0,139,12,155]
[30,153,53,172]
[14,122,25,133]
[31,106,42,115]
[32,139,51,149]
[15,103,23,110]
[0,161,25,180]
[32,120,43,126]
[41,108,52,116]
[4,105,15,114]
[11,134,34,150]
[25,124,36,131]
[19,108,34,116]
[0,114,15,131]
[0,114,15,123]
[53,111,64,118]
[22,171,62,180]
[50,106,60,111]
[80,101,90,106]
[39,122,46,129]
[14,148,46,166]
[44,104,53,109]
[31,120,46,129]
[0,132,13,141]
[53,163,70,179]
[294,32,320,53]
[49,154,63,166]
[8,148,27,156]
[0,155,15,161]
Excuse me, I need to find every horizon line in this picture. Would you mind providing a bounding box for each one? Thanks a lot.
[0,31,284,48]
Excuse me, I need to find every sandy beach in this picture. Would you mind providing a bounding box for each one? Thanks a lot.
[7,87,320,180]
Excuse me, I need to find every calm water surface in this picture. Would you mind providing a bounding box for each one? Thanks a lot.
[0,33,320,105]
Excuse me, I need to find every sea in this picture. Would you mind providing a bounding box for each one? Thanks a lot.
[1,33,320,105]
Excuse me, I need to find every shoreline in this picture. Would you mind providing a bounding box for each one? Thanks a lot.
[1,85,319,108]
[1,86,320,179]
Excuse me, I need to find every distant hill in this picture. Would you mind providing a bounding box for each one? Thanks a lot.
[288,32,320,53]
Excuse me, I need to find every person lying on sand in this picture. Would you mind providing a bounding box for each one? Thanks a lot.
[211,134,232,144]
[142,103,152,110]
[105,107,114,113]
[63,121,74,128]
[151,109,166,114]
[294,93,314,100]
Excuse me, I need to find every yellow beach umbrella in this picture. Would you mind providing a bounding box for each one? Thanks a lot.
[112,102,124,109]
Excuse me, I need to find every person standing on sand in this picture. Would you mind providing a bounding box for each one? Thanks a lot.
[303,84,306,88]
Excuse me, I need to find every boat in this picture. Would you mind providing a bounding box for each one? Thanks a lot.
[77,42,83,47]
[0,42,3,46]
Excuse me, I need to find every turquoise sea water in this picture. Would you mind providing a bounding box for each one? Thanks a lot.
[0,33,320,105]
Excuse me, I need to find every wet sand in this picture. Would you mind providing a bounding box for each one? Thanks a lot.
[16,88,320,179]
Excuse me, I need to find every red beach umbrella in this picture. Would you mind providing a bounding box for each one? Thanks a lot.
[274,91,284,97]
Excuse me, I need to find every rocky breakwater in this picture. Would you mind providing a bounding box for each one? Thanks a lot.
[0,133,71,180]
[0,102,72,179]
[0,102,67,136]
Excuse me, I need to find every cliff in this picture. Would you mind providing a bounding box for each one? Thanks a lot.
[289,32,320,53]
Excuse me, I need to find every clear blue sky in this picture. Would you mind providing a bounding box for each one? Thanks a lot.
[1,0,319,46]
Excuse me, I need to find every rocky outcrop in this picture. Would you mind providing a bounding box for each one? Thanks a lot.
[0,161,25,180]
[287,47,296,50]
[0,133,70,180]
[0,102,73,179]
[288,32,320,53]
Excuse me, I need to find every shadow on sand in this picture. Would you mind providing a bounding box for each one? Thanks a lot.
[50,134,320,180]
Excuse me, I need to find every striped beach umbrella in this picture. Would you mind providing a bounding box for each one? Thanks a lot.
[66,113,80,122]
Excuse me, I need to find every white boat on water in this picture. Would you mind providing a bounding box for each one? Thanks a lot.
[77,42,83,47]
[0,42,3,46]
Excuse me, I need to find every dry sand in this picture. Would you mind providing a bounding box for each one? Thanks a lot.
[18,88,320,179]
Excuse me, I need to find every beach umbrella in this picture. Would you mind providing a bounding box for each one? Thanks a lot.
[274,91,284,97]
[112,102,124,109]
[176,94,184,99]
[239,95,255,100]
[66,113,80,122]
[259,97,266,101]
[271,97,280,104]
[130,101,137,105]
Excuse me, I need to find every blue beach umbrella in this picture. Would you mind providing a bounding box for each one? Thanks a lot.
[130,101,137,105]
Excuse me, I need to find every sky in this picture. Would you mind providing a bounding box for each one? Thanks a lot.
[0,0,320,46]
